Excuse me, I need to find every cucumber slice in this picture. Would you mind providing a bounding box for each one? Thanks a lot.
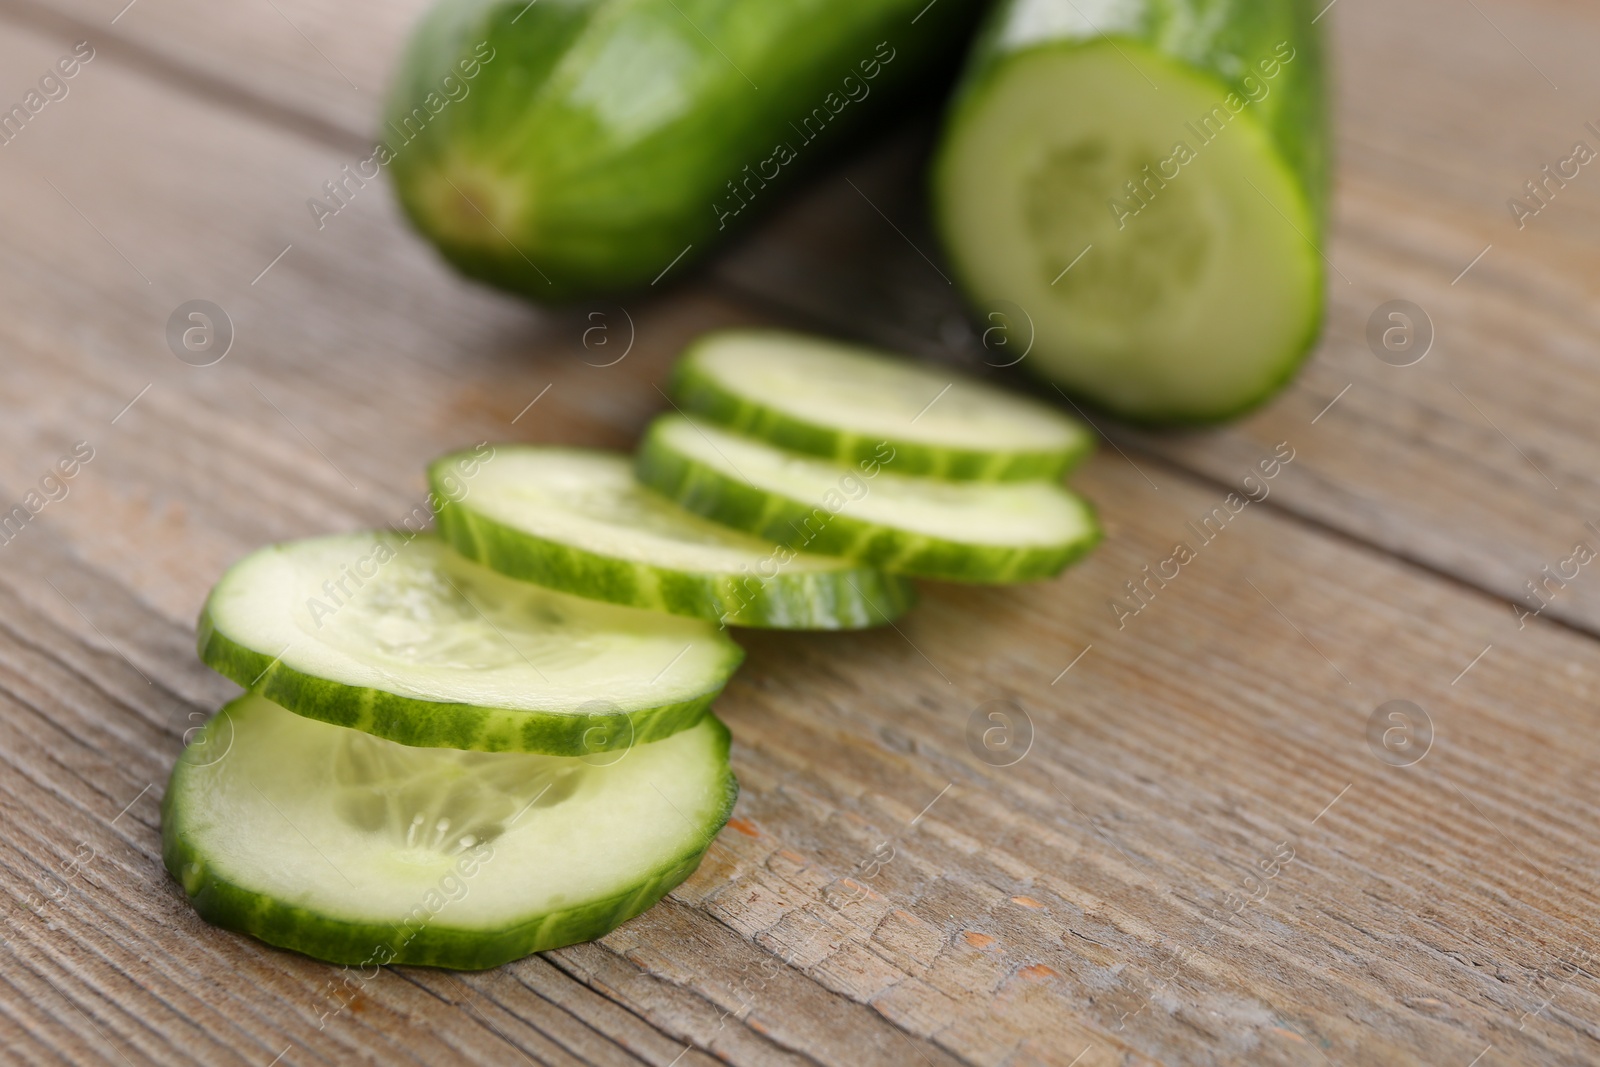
[198,533,743,754]
[162,694,736,970]
[431,446,915,629]
[933,1,1327,424]
[635,415,1100,583]
[670,329,1093,481]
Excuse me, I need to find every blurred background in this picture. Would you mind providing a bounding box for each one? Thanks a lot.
[3,0,1596,629]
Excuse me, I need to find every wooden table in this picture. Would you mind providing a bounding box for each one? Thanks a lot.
[2,0,1597,1063]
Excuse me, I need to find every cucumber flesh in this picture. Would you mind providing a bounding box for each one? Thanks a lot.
[935,37,1324,423]
[636,415,1100,583]
[199,533,743,754]
[162,694,736,970]
[432,446,914,629]
[671,329,1093,481]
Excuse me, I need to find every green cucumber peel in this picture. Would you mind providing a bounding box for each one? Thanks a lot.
[669,329,1094,481]
[635,415,1101,583]
[163,695,737,970]
[198,533,743,755]
[430,445,916,630]
[385,0,987,301]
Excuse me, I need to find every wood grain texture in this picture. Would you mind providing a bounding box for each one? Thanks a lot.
[0,2,1597,1066]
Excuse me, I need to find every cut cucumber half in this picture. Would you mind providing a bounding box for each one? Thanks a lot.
[933,3,1327,424]
[635,415,1099,583]
[198,533,743,754]
[431,446,915,630]
[670,330,1092,481]
[162,694,737,970]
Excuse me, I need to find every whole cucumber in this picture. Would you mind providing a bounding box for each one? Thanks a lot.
[932,0,1328,424]
[383,0,985,302]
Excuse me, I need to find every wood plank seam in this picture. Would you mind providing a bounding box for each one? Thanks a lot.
[546,935,858,1067]
[451,978,649,1067]
[504,956,727,1066]
[1118,440,1600,664]
[0,0,368,154]
[538,949,821,1067]
[459,971,681,1067]
[401,972,571,1067]
[396,968,619,1067]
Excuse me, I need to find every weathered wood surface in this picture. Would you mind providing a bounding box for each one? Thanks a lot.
[0,1,1597,1065]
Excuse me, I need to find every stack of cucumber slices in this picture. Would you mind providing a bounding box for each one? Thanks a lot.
[163,329,1101,970]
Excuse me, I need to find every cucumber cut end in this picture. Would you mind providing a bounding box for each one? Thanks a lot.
[937,40,1323,423]
[405,155,533,259]
[419,160,524,244]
